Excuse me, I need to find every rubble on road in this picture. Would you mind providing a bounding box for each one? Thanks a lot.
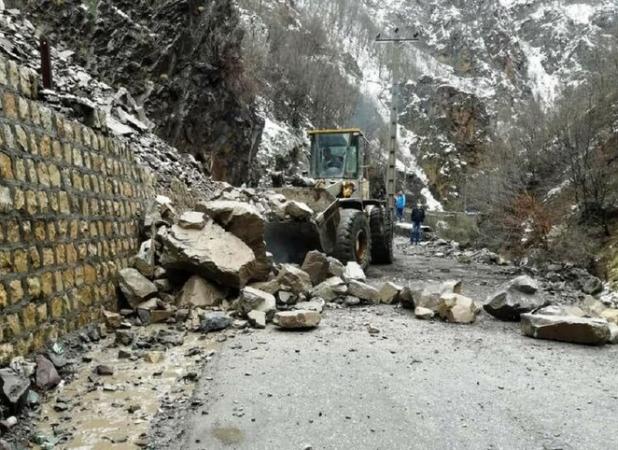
[521,313,611,346]
[275,310,321,329]
[436,293,478,324]
[118,268,158,308]
[301,251,330,285]
[343,262,366,283]
[484,276,548,321]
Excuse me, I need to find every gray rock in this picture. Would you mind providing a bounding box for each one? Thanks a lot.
[118,268,158,308]
[348,280,380,303]
[609,323,618,344]
[115,330,135,346]
[96,365,114,376]
[247,310,267,329]
[414,306,435,320]
[295,297,326,313]
[238,287,276,320]
[344,296,361,307]
[311,276,347,302]
[276,264,312,295]
[131,240,156,278]
[179,275,226,308]
[285,201,313,220]
[0,368,30,405]
[197,200,270,281]
[301,251,330,285]
[327,257,345,278]
[580,296,606,317]
[378,282,402,304]
[159,222,257,288]
[200,312,232,333]
[154,278,172,293]
[342,262,366,283]
[277,291,298,306]
[521,313,610,345]
[436,293,477,324]
[35,355,61,390]
[582,277,603,296]
[275,310,321,329]
[178,211,206,230]
[485,276,547,321]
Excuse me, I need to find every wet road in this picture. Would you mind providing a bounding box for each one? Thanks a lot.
[163,242,618,450]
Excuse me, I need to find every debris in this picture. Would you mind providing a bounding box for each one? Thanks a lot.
[159,222,257,288]
[284,201,313,220]
[132,240,156,278]
[521,313,610,345]
[580,296,606,317]
[102,309,123,329]
[0,368,30,405]
[295,298,325,313]
[96,365,114,376]
[200,312,232,333]
[485,276,547,321]
[347,280,380,303]
[179,275,226,308]
[115,330,135,346]
[436,293,478,324]
[178,211,206,230]
[414,307,435,320]
[378,282,402,304]
[0,417,16,431]
[342,262,366,282]
[301,251,330,285]
[311,277,347,302]
[238,287,276,320]
[247,310,267,329]
[367,324,380,334]
[35,355,61,390]
[582,276,603,296]
[275,310,321,329]
[275,264,312,295]
[118,268,158,308]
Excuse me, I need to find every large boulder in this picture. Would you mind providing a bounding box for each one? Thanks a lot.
[179,276,226,308]
[301,251,330,285]
[436,293,477,324]
[275,310,321,329]
[276,265,312,295]
[197,201,270,280]
[521,313,610,345]
[342,262,366,283]
[200,312,232,333]
[378,282,403,304]
[484,276,547,321]
[158,221,257,288]
[327,257,345,278]
[131,240,156,278]
[118,268,158,308]
[415,280,462,311]
[178,211,206,230]
[348,280,380,303]
[238,287,276,320]
[0,368,30,405]
[35,355,60,390]
[580,296,606,317]
[285,201,313,220]
[311,277,347,302]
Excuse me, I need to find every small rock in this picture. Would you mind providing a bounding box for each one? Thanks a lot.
[344,296,361,307]
[378,282,402,304]
[367,324,380,335]
[178,211,206,230]
[102,310,123,329]
[35,355,61,390]
[342,262,366,283]
[238,287,276,320]
[311,277,347,302]
[96,365,114,376]
[348,280,380,303]
[275,310,321,329]
[247,310,267,329]
[414,306,435,320]
[118,268,158,308]
[144,352,165,364]
[200,313,232,333]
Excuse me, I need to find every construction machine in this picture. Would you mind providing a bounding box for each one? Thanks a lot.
[264,128,394,269]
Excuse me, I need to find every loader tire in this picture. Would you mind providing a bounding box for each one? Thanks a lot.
[334,209,371,270]
[369,206,394,264]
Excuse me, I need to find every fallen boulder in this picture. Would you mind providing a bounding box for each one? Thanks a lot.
[311,277,347,302]
[131,240,156,278]
[198,200,270,280]
[275,310,321,329]
[200,312,232,333]
[414,280,461,311]
[600,309,618,325]
[521,313,610,345]
[118,268,158,308]
[179,276,226,308]
[327,257,345,278]
[158,222,257,288]
[178,211,206,230]
[285,201,313,220]
[348,280,380,303]
[378,282,402,304]
[343,262,366,283]
[580,296,606,317]
[247,310,267,329]
[0,368,30,405]
[301,251,330,285]
[436,293,477,324]
[484,276,547,321]
[414,306,435,320]
[238,287,276,320]
[35,355,61,390]
[276,265,312,295]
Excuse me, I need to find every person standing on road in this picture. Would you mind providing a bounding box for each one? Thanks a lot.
[395,191,406,222]
[410,202,425,245]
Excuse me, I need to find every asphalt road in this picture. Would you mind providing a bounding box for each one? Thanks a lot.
[169,243,618,450]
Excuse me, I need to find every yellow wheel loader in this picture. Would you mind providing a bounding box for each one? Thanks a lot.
[264,128,394,269]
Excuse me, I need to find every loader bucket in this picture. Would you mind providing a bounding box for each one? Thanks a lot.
[264,221,323,264]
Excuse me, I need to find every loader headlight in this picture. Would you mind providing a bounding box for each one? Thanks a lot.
[341,181,355,198]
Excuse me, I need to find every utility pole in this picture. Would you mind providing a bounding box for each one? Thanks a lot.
[376,32,419,210]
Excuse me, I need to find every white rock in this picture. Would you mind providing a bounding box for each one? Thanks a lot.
[275,310,321,329]
[247,310,266,329]
[436,293,477,324]
[178,211,206,230]
[343,262,366,283]
[378,282,402,304]
[179,276,226,308]
[348,280,380,303]
[239,287,276,320]
[311,277,347,302]
[414,307,435,320]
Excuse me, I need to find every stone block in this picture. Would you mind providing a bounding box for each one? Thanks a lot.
[0,152,13,180]
[8,279,23,303]
[2,92,16,119]
[21,303,36,330]
[13,249,27,272]
[0,185,12,212]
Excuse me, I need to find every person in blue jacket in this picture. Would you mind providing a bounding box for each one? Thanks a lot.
[395,191,406,222]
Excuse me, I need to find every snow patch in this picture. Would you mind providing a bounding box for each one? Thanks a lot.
[520,41,560,106]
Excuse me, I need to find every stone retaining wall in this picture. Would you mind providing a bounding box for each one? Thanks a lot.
[0,56,153,362]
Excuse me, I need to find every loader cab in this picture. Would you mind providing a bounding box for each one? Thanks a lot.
[308,129,367,180]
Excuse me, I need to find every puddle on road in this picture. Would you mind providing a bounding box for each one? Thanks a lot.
[212,426,245,446]
[34,326,218,450]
